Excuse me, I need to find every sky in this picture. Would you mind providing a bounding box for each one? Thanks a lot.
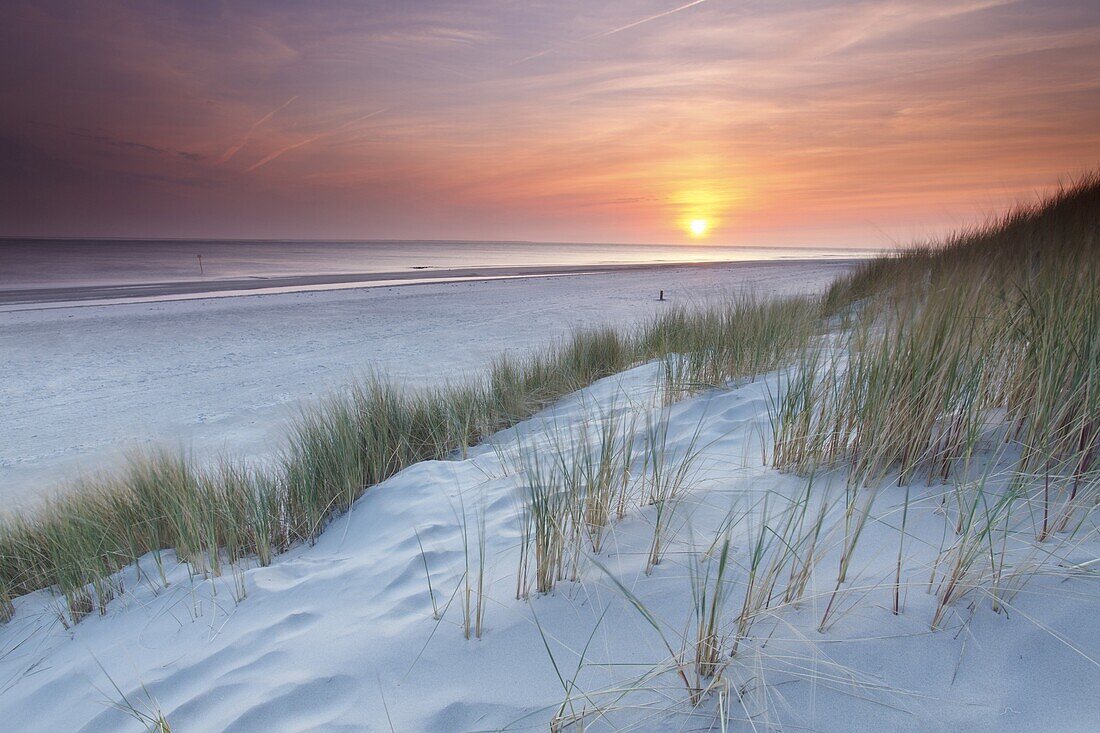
[1,0,1098,247]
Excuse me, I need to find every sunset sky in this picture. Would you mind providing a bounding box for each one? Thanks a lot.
[1,0,1098,246]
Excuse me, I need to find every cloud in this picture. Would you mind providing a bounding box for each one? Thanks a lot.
[70,130,205,162]
[0,0,1097,241]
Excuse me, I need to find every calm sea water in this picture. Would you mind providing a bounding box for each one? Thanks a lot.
[1,238,871,288]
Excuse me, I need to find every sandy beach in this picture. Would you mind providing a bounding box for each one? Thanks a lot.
[0,259,854,508]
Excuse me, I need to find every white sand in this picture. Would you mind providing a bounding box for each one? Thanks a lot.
[0,260,852,508]
[2,360,1097,731]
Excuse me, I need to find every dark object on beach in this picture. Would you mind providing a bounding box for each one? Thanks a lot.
[659,290,665,301]
[197,254,204,276]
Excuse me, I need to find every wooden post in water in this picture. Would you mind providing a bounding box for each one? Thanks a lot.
[197,254,204,276]
[659,289,664,301]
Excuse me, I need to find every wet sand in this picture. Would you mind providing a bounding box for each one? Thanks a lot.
[0,259,846,308]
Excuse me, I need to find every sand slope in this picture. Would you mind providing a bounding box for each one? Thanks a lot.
[2,361,1097,732]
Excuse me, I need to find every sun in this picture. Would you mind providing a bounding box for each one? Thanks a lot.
[689,219,708,237]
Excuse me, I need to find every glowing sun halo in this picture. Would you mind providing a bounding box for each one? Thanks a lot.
[689,219,708,236]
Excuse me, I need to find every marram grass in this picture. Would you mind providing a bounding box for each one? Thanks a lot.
[776,174,1100,498]
[0,292,820,624]
[770,175,1100,627]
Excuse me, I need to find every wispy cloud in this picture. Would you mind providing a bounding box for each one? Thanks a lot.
[71,130,204,161]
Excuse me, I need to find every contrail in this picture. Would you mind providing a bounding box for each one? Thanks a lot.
[216,96,297,165]
[513,0,709,65]
[245,107,388,173]
[586,0,708,40]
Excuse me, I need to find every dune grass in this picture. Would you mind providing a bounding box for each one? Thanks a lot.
[776,175,1100,500]
[0,292,820,624]
[771,174,1100,628]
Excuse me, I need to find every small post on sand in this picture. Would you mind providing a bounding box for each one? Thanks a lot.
[658,289,664,301]
[197,254,204,276]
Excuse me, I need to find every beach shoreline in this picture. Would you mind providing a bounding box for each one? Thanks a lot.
[0,256,867,310]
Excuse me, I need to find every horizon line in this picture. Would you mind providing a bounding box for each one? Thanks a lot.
[0,235,884,250]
